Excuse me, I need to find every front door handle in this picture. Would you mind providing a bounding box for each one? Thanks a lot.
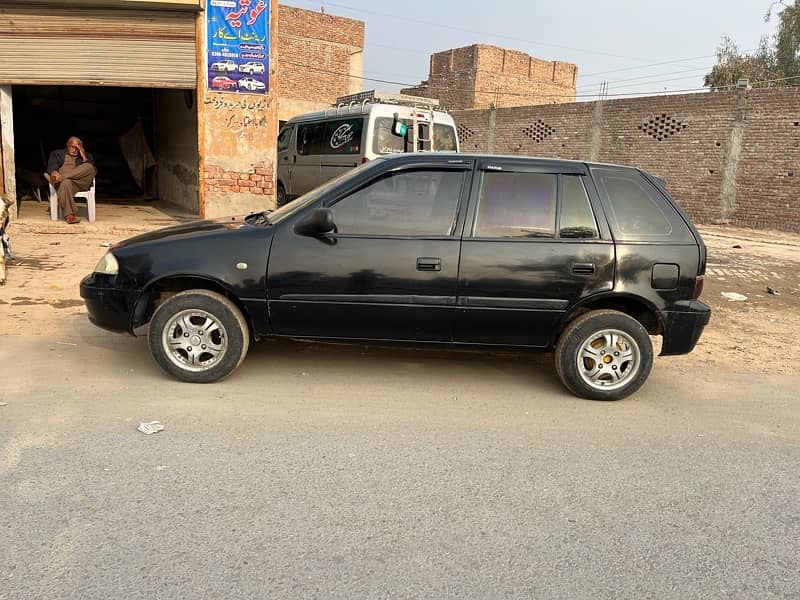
[572,262,596,275]
[417,257,442,271]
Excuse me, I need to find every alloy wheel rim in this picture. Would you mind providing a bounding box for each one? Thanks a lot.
[162,309,228,372]
[576,328,640,391]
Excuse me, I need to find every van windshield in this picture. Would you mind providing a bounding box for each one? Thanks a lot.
[372,118,458,155]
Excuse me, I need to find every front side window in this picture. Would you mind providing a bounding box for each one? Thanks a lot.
[592,168,694,242]
[475,172,558,238]
[297,122,324,156]
[330,168,465,236]
[560,176,599,239]
[277,126,293,153]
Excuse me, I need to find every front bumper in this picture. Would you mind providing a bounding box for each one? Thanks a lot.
[659,300,712,356]
[80,273,138,335]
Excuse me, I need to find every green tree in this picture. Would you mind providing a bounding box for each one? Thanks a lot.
[704,36,776,89]
[769,1,800,83]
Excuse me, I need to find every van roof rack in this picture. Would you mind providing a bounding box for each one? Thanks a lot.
[335,90,444,110]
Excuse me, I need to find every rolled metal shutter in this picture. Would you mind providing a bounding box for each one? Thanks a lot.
[0,7,197,88]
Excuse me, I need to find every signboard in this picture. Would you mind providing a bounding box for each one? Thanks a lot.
[206,0,270,95]
[41,0,201,9]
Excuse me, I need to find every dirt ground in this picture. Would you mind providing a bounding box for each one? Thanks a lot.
[1,202,798,375]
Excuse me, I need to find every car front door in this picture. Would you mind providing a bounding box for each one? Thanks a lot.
[455,159,615,347]
[267,160,474,341]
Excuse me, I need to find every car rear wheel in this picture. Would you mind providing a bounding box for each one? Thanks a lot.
[148,289,249,383]
[555,309,653,401]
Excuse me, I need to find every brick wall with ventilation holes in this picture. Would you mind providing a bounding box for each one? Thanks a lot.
[452,88,800,232]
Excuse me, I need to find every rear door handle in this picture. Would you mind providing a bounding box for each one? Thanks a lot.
[572,262,596,275]
[417,257,441,271]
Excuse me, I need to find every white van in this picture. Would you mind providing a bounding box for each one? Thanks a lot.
[276,91,459,205]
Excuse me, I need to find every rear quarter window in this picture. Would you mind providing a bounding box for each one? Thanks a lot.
[591,168,695,243]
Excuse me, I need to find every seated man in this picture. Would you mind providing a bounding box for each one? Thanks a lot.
[47,136,96,224]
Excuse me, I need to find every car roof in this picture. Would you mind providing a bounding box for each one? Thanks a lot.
[369,152,638,172]
[285,103,456,125]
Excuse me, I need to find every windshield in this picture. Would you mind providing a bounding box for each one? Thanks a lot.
[267,159,386,224]
[372,117,458,155]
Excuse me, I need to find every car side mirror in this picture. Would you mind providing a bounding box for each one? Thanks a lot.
[294,208,336,236]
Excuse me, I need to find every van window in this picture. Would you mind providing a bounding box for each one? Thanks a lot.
[322,118,363,155]
[433,124,458,151]
[372,118,458,154]
[277,126,293,153]
[297,122,324,156]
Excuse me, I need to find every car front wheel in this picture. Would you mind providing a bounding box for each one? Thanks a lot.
[148,289,250,383]
[555,309,653,401]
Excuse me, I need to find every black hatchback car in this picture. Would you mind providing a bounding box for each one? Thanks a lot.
[81,154,710,400]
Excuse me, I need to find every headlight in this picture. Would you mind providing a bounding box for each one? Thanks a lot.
[94,252,119,275]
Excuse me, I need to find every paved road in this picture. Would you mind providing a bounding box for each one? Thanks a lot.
[1,324,799,599]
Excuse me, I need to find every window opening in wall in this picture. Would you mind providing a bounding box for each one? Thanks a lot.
[456,124,474,143]
[639,114,688,141]
[521,120,555,143]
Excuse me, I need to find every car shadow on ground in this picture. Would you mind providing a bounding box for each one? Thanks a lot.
[74,314,564,396]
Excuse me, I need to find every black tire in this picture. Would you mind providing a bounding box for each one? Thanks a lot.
[147,289,250,383]
[554,309,653,401]
[276,183,287,207]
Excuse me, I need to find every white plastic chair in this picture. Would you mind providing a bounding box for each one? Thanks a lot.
[46,173,96,222]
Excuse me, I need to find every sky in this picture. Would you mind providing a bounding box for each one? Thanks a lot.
[286,0,779,101]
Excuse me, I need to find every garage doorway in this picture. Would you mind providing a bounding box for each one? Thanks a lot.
[12,85,199,218]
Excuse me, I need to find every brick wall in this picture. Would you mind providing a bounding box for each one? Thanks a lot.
[402,44,577,110]
[203,166,274,197]
[451,87,800,232]
[276,5,364,120]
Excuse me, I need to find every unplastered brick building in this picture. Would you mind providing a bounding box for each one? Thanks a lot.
[275,5,365,123]
[402,44,578,110]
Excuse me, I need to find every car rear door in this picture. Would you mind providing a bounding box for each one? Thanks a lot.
[454,159,615,347]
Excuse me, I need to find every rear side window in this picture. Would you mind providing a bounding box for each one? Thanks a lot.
[297,122,324,156]
[591,168,694,242]
[475,172,557,238]
[560,176,598,239]
[322,118,364,155]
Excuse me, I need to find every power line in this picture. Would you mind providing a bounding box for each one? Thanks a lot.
[297,0,658,61]
[281,62,800,102]
[580,50,759,79]
[298,0,765,91]
[578,65,714,90]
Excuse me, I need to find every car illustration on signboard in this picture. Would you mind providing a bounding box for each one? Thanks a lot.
[210,59,237,73]
[238,77,266,92]
[239,61,265,75]
[211,76,236,90]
